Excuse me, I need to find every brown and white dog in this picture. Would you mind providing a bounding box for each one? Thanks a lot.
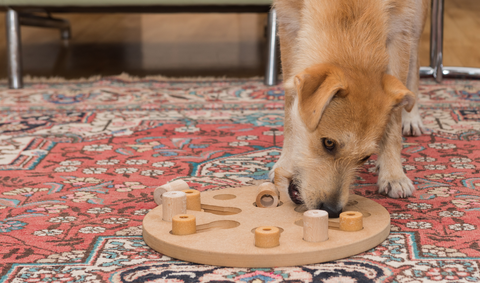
[270,0,428,217]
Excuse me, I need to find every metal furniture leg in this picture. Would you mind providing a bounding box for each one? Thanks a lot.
[420,0,446,81]
[429,0,438,72]
[265,8,278,86]
[432,0,444,83]
[19,13,71,40]
[6,8,23,89]
[420,0,480,81]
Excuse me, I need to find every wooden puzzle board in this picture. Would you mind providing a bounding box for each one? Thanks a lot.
[143,185,390,267]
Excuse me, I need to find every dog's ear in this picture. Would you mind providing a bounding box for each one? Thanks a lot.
[295,64,347,132]
[382,74,415,112]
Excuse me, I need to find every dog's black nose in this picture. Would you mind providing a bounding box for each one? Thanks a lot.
[317,203,342,218]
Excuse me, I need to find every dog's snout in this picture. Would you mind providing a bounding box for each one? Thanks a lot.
[317,202,342,218]
[288,181,303,204]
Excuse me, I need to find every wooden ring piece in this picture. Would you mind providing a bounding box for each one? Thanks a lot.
[339,211,363,231]
[255,226,280,248]
[256,182,279,208]
[154,180,190,205]
[182,189,202,211]
[172,214,196,235]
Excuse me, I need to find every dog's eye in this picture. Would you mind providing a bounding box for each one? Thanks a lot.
[322,138,336,151]
[360,155,371,163]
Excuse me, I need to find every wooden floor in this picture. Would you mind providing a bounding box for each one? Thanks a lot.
[0,0,479,80]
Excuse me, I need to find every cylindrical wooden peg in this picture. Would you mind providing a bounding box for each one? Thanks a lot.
[255,226,280,248]
[303,210,329,242]
[154,180,190,205]
[162,191,187,222]
[172,214,196,235]
[339,211,363,232]
[182,189,202,211]
[256,182,280,208]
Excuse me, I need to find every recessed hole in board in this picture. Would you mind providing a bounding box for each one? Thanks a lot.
[253,201,283,207]
[170,220,240,235]
[201,204,242,215]
[346,200,358,206]
[295,218,341,230]
[294,219,303,227]
[213,194,236,200]
[294,205,308,213]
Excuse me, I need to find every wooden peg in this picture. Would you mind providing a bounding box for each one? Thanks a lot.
[172,214,196,235]
[162,191,187,222]
[339,211,363,232]
[154,180,190,205]
[255,226,280,248]
[303,210,329,242]
[182,189,202,211]
[256,182,280,208]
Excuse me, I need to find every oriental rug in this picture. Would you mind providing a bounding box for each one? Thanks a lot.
[0,75,479,282]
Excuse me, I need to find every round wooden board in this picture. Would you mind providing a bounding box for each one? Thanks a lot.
[143,185,390,267]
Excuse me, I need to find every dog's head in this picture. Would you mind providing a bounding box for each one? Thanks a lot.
[287,63,414,217]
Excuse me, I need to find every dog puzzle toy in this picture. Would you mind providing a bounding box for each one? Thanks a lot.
[143,184,390,267]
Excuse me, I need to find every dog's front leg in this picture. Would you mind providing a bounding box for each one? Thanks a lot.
[269,86,296,194]
[401,44,426,136]
[377,108,415,198]
[401,0,429,137]
[269,120,295,195]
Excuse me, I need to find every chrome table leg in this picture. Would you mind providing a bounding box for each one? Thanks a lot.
[19,13,71,40]
[6,8,23,89]
[431,0,444,83]
[265,8,278,86]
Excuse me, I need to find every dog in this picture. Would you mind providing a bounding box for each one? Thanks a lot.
[270,0,428,217]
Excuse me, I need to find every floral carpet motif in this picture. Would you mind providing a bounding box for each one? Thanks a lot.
[0,75,479,282]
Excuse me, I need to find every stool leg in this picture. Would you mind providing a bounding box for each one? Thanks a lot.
[429,0,437,70]
[19,13,71,40]
[6,9,23,89]
[431,0,444,83]
[265,8,278,86]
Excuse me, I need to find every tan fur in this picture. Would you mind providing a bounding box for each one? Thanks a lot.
[271,0,428,216]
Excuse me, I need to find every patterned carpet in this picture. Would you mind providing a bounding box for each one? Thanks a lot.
[0,75,479,282]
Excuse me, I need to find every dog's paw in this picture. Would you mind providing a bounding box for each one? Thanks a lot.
[378,175,415,198]
[402,108,425,136]
[402,118,425,136]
